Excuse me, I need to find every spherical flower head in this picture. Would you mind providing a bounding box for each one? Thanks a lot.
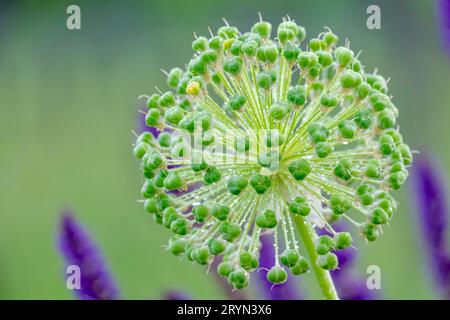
[133,16,412,290]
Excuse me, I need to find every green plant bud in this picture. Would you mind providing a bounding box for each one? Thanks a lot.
[230,39,243,56]
[354,108,373,130]
[334,46,354,66]
[249,174,271,194]
[371,207,389,225]
[153,169,169,188]
[252,21,272,38]
[217,261,234,277]
[277,27,295,44]
[323,31,339,46]
[158,132,172,148]
[171,217,189,235]
[157,193,171,212]
[280,249,299,267]
[385,129,403,145]
[316,50,333,67]
[308,123,329,143]
[320,93,338,108]
[363,223,380,241]
[398,143,413,165]
[192,204,210,222]
[208,238,226,255]
[388,171,407,190]
[223,57,243,75]
[370,93,391,112]
[158,91,176,107]
[144,198,158,214]
[141,180,157,198]
[154,212,163,224]
[377,109,396,130]
[218,26,239,39]
[241,40,258,57]
[390,162,405,173]
[267,265,288,284]
[167,67,183,88]
[315,235,335,255]
[168,237,186,255]
[334,232,353,250]
[204,166,222,184]
[133,142,150,159]
[338,120,357,139]
[193,111,212,131]
[365,160,381,178]
[194,247,211,265]
[309,38,325,51]
[317,252,339,270]
[379,134,396,155]
[201,49,218,64]
[192,36,208,51]
[240,252,259,271]
[357,83,371,99]
[211,72,222,85]
[145,108,162,127]
[171,140,187,157]
[287,85,306,106]
[164,106,184,125]
[227,175,248,195]
[228,270,249,289]
[143,166,155,179]
[297,26,306,41]
[229,95,247,111]
[258,150,281,171]
[255,209,278,228]
[288,196,311,216]
[137,132,154,144]
[264,45,279,63]
[176,74,190,95]
[147,93,160,108]
[297,51,318,68]
[315,142,334,158]
[208,36,223,50]
[179,116,195,133]
[191,152,208,172]
[340,70,361,88]
[330,193,351,215]
[269,102,288,120]
[235,135,250,153]
[283,43,300,61]
[257,72,273,89]
[361,193,375,206]
[333,158,353,181]
[162,207,179,229]
[211,204,230,221]
[290,257,310,275]
[357,183,374,196]
[288,159,311,181]
[308,64,322,79]
[164,171,184,190]
[220,222,241,242]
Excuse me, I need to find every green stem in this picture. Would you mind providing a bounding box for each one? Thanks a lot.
[293,215,340,300]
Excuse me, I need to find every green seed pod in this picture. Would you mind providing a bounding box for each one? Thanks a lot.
[363,223,380,242]
[370,93,391,112]
[208,238,226,255]
[257,72,273,89]
[338,120,357,139]
[228,270,249,289]
[377,109,396,130]
[223,56,243,75]
[269,103,288,120]
[398,143,413,165]
[308,123,329,143]
[354,108,373,130]
[334,46,354,66]
[192,204,210,222]
[357,83,371,99]
[168,237,186,256]
[280,249,299,267]
[204,166,222,184]
[297,51,318,68]
[164,171,184,190]
[267,265,288,284]
[315,235,335,255]
[265,130,284,147]
[371,207,389,225]
[167,67,183,88]
[340,70,361,88]
[334,232,353,250]
[264,45,279,63]
[137,132,153,144]
[145,108,162,127]
[290,257,310,275]
[162,207,179,229]
[208,36,223,50]
[252,21,272,38]
[157,193,172,212]
[330,193,352,215]
[258,150,281,171]
[158,132,172,148]
[287,85,306,106]
[191,152,208,172]
[171,217,189,235]
[323,31,338,47]
[315,142,334,158]
[227,175,248,195]
[133,142,150,159]
[158,91,176,107]
[241,40,258,57]
[239,252,259,271]
[147,93,160,109]
[144,198,158,214]
[249,174,272,194]
[229,95,247,111]
[220,222,241,242]
[309,38,325,51]
[230,39,243,56]
[283,43,300,61]
[320,93,338,108]
[378,134,396,155]
[316,50,333,67]
[164,106,184,125]
[211,204,230,221]
[388,171,407,190]
[333,158,353,181]
[192,36,208,51]
[217,261,234,277]
[141,180,157,198]
[153,169,169,188]
[201,49,218,64]
[288,196,311,216]
[194,247,211,265]
[255,209,278,228]
[317,252,339,270]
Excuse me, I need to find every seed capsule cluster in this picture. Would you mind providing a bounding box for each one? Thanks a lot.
[133,16,412,290]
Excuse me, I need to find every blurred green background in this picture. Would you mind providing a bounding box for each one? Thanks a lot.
[0,0,449,299]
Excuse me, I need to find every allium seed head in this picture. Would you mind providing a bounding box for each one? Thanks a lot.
[133,16,412,290]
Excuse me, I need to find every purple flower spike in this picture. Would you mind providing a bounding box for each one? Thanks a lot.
[57,212,120,300]
[412,156,450,298]
[257,234,302,300]
[438,0,450,55]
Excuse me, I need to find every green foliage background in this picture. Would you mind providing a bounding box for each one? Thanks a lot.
[0,0,449,299]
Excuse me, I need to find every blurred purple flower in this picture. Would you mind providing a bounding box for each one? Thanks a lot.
[438,0,450,55]
[257,234,303,300]
[412,156,450,298]
[57,212,120,300]
[163,291,191,300]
